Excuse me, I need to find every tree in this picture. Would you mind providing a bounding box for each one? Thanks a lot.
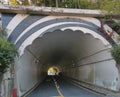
[0,40,18,73]
[0,27,18,96]
[0,27,18,74]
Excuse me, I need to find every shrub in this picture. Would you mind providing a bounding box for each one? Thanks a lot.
[0,39,18,73]
[0,27,18,74]
[111,45,120,64]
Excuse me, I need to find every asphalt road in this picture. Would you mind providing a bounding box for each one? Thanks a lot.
[26,76,102,97]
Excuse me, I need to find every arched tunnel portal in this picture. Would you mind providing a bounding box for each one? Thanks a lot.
[16,29,119,96]
[3,14,119,96]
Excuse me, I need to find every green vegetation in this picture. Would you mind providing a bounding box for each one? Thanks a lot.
[0,27,18,73]
[111,45,120,65]
[110,23,120,35]
[9,0,120,14]
[103,19,120,35]
[9,0,120,15]
[100,0,120,14]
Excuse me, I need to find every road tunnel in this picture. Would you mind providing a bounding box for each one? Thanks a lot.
[2,13,119,96]
[15,29,119,96]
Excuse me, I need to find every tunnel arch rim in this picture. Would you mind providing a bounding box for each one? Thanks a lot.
[19,28,112,57]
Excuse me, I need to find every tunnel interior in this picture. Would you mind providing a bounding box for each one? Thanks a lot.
[16,29,119,96]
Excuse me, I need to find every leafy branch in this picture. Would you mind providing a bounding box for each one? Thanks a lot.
[0,27,18,73]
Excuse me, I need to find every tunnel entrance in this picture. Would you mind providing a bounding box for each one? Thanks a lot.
[47,66,59,76]
[16,29,119,96]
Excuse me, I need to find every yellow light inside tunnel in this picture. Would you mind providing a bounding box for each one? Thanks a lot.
[47,67,58,76]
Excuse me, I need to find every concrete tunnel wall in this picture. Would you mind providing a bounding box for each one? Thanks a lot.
[1,14,120,96]
[61,33,119,90]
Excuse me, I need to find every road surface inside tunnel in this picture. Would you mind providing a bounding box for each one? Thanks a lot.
[26,76,102,97]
